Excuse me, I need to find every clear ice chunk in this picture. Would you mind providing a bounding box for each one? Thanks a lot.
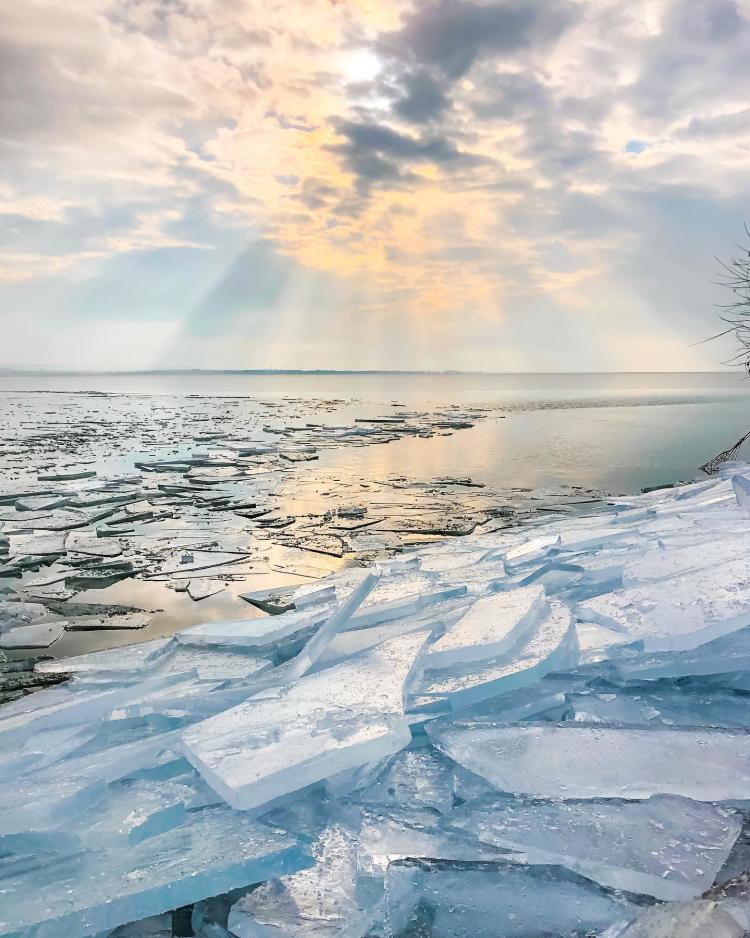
[499,534,561,569]
[0,805,311,938]
[176,608,330,650]
[614,626,750,681]
[732,473,750,515]
[352,748,455,815]
[567,686,750,729]
[181,629,429,811]
[35,640,171,677]
[451,795,741,900]
[357,806,509,876]
[429,722,750,800]
[227,823,374,938]
[384,859,637,938]
[601,898,746,937]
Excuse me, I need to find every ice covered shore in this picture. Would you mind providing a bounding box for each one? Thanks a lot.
[2,467,750,937]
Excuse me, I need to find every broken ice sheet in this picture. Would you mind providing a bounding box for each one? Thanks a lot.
[181,629,429,811]
[383,858,637,938]
[577,556,750,652]
[186,578,226,602]
[0,805,311,938]
[422,585,546,669]
[65,532,124,558]
[418,599,577,709]
[7,532,67,556]
[228,823,377,938]
[451,795,741,900]
[65,612,152,631]
[430,722,750,801]
[0,620,66,648]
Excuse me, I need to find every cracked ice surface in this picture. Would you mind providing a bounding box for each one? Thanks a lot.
[2,466,750,936]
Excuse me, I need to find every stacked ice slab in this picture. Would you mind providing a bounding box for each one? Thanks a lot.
[3,468,750,937]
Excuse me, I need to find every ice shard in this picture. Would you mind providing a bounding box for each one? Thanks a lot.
[181,629,429,810]
[422,585,546,668]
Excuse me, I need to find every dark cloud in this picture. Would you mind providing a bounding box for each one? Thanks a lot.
[387,0,578,79]
[393,67,449,123]
[678,108,750,139]
[328,119,484,191]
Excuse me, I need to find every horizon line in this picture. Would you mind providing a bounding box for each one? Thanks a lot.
[0,367,742,377]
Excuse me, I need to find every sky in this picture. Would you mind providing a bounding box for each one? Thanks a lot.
[2,0,750,372]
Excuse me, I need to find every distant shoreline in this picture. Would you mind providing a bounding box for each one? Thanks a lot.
[0,368,740,377]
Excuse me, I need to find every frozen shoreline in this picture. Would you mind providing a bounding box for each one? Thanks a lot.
[1,464,750,936]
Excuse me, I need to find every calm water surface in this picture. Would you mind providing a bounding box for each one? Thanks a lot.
[3,371,748,494]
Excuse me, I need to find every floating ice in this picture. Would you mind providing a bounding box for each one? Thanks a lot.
[0,620,66,648]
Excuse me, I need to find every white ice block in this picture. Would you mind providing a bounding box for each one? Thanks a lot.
[422,586,545,669]
[419,600,576,708]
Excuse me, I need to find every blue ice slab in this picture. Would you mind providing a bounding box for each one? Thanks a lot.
[0,806,311,938]
[451,795,741,900]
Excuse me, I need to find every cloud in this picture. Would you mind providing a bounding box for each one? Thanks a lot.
[1,0,750,371]
[393,67,450,123]
[387,0,578,79]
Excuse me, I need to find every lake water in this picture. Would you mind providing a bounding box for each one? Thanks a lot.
[3,371,749,494]
[2,369,750,668]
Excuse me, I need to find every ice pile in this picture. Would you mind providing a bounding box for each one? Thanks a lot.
[2,468,750,937]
